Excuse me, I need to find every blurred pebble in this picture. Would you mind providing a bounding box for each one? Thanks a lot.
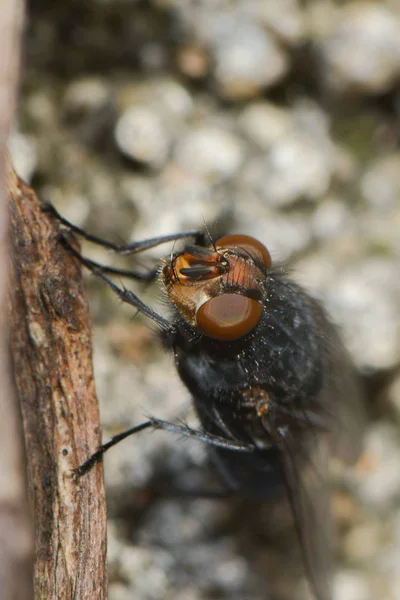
[49,191,90,228]
[174,127,244,182]
[305,0,337,40]
[243,132,333,206]
[150,79,194,121]
[203,13,289,99]
[8,131,37,182]
[333,570,372,600]
[109,584,134,600]
[209,556,248,591]
[360,153,400,211]
[118,546,170,598]
[176,44,209,79]
[63,77,110,116]
[121,169,217,244]
[353,199,400,263]
[355,422,400,510]
[393,513,400,599]
[311,197,351,241]
[114,106,170,167]
[342,521,383,562]
[108,521,123,578]
[23,89,57,128]
[233,199,312,260]
[139,500,222,546]
[319,3,400,94]
[386,373,400,421]
[238,102,291,150]
[118,79,193,122]
[174,590,203,600]
[242,0,305,46]
[324,258,400,370]
[291,99,332,148]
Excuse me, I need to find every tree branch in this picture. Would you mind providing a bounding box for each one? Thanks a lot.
[7,158,108,600]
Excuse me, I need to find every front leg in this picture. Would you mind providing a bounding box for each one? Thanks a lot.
[76,417,256,476]
[43,202,205,254]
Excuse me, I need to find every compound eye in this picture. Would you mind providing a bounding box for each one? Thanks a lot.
[216,234,271,268]
[196,293,262,341]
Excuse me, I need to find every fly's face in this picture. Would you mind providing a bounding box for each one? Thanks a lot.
[162,234,272,341]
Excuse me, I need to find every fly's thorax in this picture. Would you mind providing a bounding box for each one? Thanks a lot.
[161,234,271,342]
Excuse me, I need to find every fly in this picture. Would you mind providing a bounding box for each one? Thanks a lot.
[45,204,365,600]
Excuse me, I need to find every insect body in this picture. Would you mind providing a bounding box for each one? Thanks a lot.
[47,205,364,600]
[162,234,364,600]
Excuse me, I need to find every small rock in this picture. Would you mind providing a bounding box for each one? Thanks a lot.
[244,0,305,46]
[311,197,351,241]
[238,102,291,150]
[8,131,37,182]
[360,153,400,211]
[243,132,333,206]
[211,556,248,590]
[355,422,400,510]
[63,77,110,116]
[109,584,134,600]
[24,89,57,128]
[150,79,194,121]
[174,127,244,182]
[233,198,312,261]
[333,570,372,600]
[121,168,218,251]
[204,13,289,99]
[342,521,383,562]
[176,44,209,79]
[118,546,170,598]
[319,3,400,94]
[324,258,400,370]
[291,98,331,142]
[114,106,170,168]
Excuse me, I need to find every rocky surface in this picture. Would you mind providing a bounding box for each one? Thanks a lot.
[14,1,400,599]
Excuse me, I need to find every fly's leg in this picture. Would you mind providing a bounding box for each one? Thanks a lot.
[62,238,175,333]
[75,421,154,476]
[43,202,205,256]
[76,417,256,477]
[62,239,159,281]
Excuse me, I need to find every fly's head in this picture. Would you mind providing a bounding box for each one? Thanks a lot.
[162,234,272,341]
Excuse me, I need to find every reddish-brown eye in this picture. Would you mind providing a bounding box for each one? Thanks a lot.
[196,294,262,341]
[216,234,272,268]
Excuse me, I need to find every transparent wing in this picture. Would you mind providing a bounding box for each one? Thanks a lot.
[272,424,334,600]
[309,296,366,466]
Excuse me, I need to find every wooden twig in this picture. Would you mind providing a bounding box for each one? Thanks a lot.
[7,158,108,600]
[0,1,33,599]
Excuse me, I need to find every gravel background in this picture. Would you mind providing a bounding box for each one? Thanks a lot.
[13,1,400,599]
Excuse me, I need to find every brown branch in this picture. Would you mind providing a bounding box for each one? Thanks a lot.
[7,157,108,600]
[0,1,34,599]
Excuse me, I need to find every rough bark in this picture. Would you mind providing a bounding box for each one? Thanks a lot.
[8,159,108,600]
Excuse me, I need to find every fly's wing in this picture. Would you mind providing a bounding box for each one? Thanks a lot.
[271,423,334,600]
[308,295,366,466]
[259,292,365,600]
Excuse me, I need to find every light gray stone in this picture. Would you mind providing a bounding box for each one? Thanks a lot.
[361,153,400,211]
[114,106,170,167]
[174,127,244,182]
[238,102,291,150]
[319,3,400,94]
